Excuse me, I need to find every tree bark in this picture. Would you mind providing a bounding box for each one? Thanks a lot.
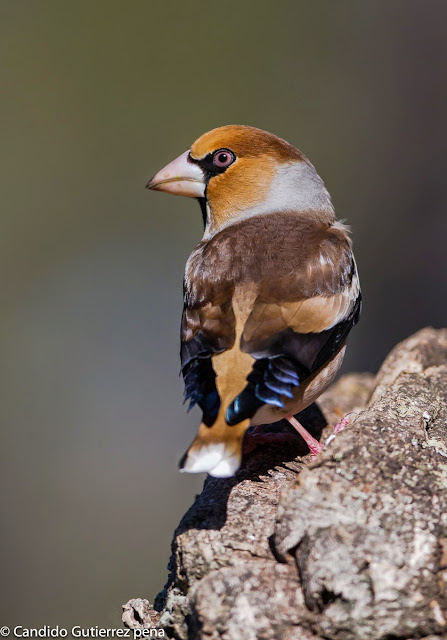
[123,328,447,640]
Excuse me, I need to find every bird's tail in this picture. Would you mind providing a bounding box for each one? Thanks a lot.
[179,415,250,478]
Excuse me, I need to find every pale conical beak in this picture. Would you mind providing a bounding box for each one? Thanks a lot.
[146,150,205,198]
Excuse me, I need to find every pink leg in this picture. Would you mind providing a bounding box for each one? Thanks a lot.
[285,414,324,458]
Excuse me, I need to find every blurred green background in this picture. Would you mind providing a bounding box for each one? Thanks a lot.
[1,0,446,630]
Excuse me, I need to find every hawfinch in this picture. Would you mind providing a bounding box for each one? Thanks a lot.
[147,125,361,478]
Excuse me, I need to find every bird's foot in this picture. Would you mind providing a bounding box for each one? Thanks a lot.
[333,414,352,434]
[245,412,357,460]
[324,412,356,446]
[285,412,356,459]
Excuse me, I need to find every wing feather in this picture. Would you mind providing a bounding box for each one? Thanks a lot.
[180,297,235,425]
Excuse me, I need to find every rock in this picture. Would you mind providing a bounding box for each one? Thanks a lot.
[123,328,447,640]
[122,598,160,630]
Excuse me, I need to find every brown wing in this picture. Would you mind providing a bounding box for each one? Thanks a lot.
[226,218,361,423]
[241,226,360,366]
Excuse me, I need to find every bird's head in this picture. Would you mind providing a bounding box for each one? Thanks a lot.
[147,125,334,236]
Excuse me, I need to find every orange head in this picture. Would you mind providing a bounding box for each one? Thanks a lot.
[147,125,334,235]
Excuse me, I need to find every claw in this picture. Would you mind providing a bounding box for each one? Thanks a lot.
[333,412,358,434]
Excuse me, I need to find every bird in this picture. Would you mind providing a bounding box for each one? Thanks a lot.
[146,125,361,478]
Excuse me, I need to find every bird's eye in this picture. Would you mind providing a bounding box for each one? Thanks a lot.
[212,149,235,169]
